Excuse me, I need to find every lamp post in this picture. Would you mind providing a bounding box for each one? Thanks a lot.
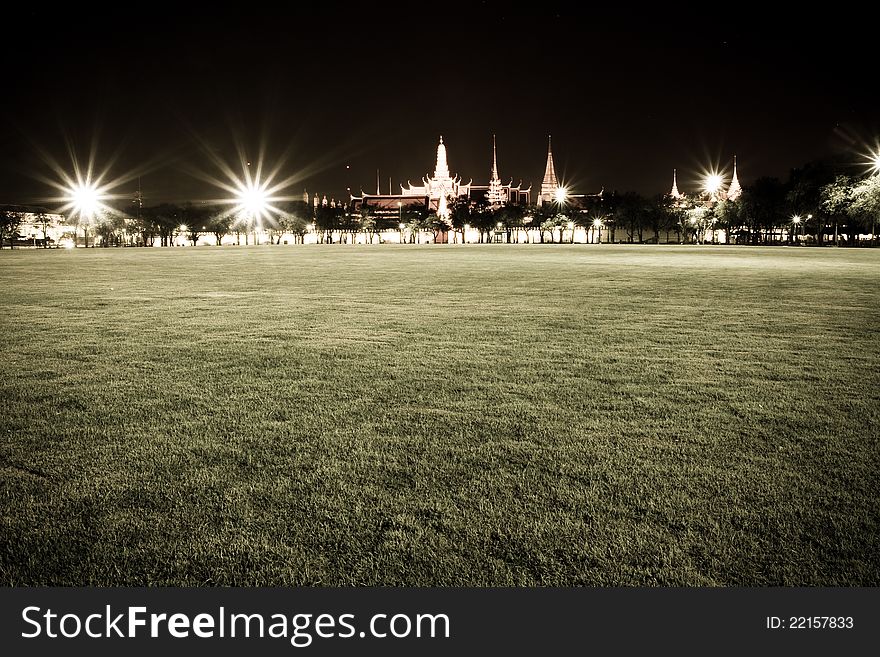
[399,222,405,244]
[791,215,801,244]
[593,217,603,244]
[705,174,722,202]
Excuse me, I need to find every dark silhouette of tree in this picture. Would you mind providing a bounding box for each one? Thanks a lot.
[820,176,853,247]
[32,211,53,247]
[850,175,880,245]
[0,208,22,248]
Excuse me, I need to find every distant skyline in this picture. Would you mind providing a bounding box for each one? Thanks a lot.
[2,3,876,208]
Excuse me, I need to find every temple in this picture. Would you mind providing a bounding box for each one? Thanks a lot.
[401,136,462,201]
[350,135,531,219]
[667,156,744,202]
[536,136,559,205]
[726,156,742,201]
[669,168,682,199]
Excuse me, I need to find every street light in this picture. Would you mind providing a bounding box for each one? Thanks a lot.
[592,217,604,244]
[705,174,723,200]
[399,222,405,243]
[64,180,105,248]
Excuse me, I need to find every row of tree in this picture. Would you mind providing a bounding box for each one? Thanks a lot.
[2,155,878,248]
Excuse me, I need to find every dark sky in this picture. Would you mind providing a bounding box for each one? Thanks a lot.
[1,2,876,208]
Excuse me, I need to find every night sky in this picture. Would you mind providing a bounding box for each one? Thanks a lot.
[1,3,876,208]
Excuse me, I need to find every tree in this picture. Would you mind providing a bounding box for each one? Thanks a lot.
[498,203,526,243]
[849,174,880,246]
[449,198,471,244]
[207,213,233,245]
[614,192,649,243]
[401,204,429,244]
[146,204,184,246]
[181,203,217,246]
[131,206,159,247]
[656,197,683,244]
[820,176,853,246]
[0,208,22,248]
[742,177,786,244]
[314,204,340,243]
[358,205,378,244]
[96,214,126,247]
[32,211,53,247]
[275,200,312,244]
[713,199,741,244]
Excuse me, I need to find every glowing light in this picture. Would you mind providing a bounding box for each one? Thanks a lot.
[179,224,188,232]
[71,183,100,216]
[705,174,723,196]
[399,223,405,230]
[189,133,300,234]
[792,215,802,224]
[873,152,880,174]
[57,177,114,223]
[592,217,603,228]
[555,186,567,204]
[236,183,269,219]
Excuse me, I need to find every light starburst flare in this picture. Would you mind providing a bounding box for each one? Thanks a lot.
[188,132,304,234]
[233,179,276,226]
[705,174,723,196]
[55,175,118,224]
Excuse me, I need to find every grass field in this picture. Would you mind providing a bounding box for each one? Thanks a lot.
[1,244,878,586]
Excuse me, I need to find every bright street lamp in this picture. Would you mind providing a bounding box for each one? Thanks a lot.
[592,217,604,244]
[63,179,108,248]
[71,183,100,217]
[555,186,567,204]
[705,174,723,199]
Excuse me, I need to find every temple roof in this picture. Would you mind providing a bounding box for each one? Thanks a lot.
[540,135,559,195]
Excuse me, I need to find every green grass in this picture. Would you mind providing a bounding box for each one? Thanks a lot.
[1,244,878,586]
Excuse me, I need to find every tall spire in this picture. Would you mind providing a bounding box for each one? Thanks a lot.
[434,135,450,180]
[726,155,742,201]
[670,168,682,199]
[487,134,505,207]
[376,169,381,195]
[539,135,559,204]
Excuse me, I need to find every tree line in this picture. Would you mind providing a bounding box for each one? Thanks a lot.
[1,155,878,248]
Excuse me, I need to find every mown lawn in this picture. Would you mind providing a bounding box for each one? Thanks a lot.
[1,244,878,585]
